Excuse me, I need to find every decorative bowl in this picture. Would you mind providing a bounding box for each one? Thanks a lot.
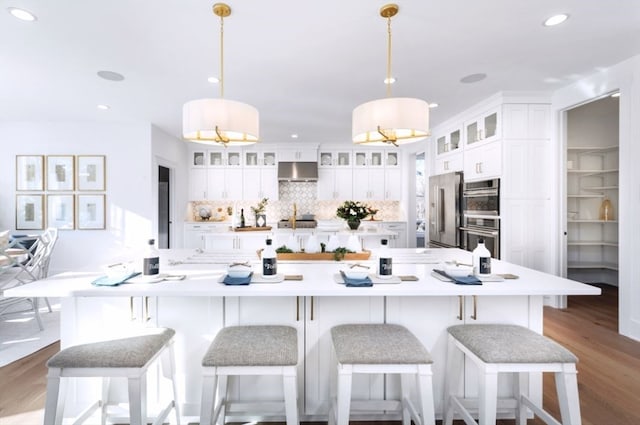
[227,263,252,278]
[342,265,370,280]
[444,264,473,277]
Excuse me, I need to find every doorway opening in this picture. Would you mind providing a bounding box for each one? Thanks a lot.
[416,152,426,247]
[158,165,171,249]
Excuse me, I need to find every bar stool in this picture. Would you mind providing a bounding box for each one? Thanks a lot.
[43,327,180,425]
[329,323,435,425]
[444,324,580,425]
[200,325,299,425]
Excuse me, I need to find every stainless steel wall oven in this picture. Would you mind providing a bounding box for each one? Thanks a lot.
[460,179,500,258]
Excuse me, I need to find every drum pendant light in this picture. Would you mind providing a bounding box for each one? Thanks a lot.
[183,3,259,146]
[352,4,429,146]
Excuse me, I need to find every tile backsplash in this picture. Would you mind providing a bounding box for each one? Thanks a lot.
[187,182,403,224]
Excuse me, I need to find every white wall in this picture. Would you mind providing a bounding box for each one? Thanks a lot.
[0,122,185,274]
[551,54,640,341]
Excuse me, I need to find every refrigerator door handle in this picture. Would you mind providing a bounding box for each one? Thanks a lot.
[438,187,445,233]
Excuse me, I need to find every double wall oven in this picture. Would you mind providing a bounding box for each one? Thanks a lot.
[460,178,500,259]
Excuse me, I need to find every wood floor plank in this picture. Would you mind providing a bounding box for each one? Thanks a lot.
[1,284,638,424]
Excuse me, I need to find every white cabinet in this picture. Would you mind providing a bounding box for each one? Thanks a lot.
[381,221,407,248]
[464,107,500,147]
[317,167,353,200]
[188,168,208,200]
[224,295,384,416]
[353,150,385,167]
[279,147,317,162]
[243,149,277,167]
[434,152,463,174]
[435,127,462,156]
[243,167,278,200]
[353,167,386,200]
[319,150,352,168]
[206,167,243,199]
[203,232,269,250]
[502,104,550,140]
[208,148,242,167]
[463,141,502,181]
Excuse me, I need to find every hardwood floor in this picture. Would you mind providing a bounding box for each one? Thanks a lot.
[1,284,639,425]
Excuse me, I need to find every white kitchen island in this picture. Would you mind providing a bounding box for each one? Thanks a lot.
[7,248,600,423]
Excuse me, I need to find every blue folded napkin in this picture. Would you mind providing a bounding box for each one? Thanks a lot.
[91,272,141,287]
[222,272,253,285]
[340,271,373,287]
[433,269,482,285]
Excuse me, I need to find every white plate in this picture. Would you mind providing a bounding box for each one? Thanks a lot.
[264,155,275,165]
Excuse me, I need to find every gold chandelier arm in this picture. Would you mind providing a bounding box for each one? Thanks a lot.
[377,126,398,146]
[215,126,229,145]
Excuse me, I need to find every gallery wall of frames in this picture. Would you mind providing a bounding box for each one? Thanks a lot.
[15,155,106,230]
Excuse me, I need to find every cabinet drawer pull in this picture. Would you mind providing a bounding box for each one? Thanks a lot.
[144,296,151,322]
[310,296,315,321]
[296,296,300,321]
[130,297,136,321]
[470,295,478,320]
[457,295,463,320]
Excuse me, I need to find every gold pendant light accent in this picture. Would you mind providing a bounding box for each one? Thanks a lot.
[352,3,429,146]
[183,2,259,146]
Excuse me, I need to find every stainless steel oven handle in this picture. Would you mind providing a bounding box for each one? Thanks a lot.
[460,227,499,237]
[463,189,499,197]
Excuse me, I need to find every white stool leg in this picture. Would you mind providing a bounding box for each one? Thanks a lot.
[200,372,217,425]
[478,364,498,425]
[513,371,528,425]
[400,373,412,425]
[282,366,299,425]
[163,342,181,425]
[416,364,436,425]
[444,336,463,425]
[127,374,147,425]
[43,369,64,425]
[556,364,581,425]
[335,364,353,425]
[101,377,110,425]
[216,374,228,425]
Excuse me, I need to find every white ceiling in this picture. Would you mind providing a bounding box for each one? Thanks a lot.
[1,1,639,146]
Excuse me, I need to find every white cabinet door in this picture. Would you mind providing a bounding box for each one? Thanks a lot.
[243,167,278,201]
[189,168,208,200]
[334,168,353,200]
[384,167,402,200]
[304,296,385,415]
[260,167,279,200]
[279,148,317,162]
[464,107,500,147]
[463,141,502,181]
[353,168,385,200]
[434,152,463,175]
[317,168,336,200]
[207,168,244,200]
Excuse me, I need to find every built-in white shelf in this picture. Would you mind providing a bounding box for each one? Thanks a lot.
[568,219,618,223]
[567,261,618,271]
[567,194,604,198]
[567,241,618,247]
[567,145,618,153]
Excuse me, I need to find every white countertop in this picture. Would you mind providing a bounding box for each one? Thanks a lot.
[6,248,601,298]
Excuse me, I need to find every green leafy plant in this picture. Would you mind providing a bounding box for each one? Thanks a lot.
[276,245,293,253]
[333,247,355,261]
[336,200,376,221]
[251,198,269,216]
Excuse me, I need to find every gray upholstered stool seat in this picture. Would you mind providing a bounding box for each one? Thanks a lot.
[445,324,581,425]
[202,325,297,367]
[200,325,299,425]
[44,327,180,425]
[329,324,435,425]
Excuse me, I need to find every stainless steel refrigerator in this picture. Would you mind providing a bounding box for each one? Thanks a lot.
[428,171,463,248]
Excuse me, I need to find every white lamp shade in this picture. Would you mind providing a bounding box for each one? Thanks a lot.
[183,98,259,146]
[352,97,430,145]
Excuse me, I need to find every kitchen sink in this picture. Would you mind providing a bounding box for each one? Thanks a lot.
[277,219,317,229]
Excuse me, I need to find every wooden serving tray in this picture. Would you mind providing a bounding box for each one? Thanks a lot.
[233,226,272,232]
[276,251,371,261]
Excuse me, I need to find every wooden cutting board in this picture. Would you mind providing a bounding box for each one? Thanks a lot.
[233,226,272,232]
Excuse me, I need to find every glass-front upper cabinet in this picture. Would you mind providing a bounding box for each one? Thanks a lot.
[208,149,242,167]
[385,151,400,167]
[244,149,276,167]
[319,150,352,167]
[191,150,206,167]
[436,128,462,155]
[354,150,384,167]
[465,108,500,146]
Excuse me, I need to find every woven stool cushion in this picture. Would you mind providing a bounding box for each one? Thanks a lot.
[448,324,578,364]
[47,328,175,369]
[331,324,432,365]
[202,325,298,367]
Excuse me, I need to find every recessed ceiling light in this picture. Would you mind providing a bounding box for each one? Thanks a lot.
[460,73,487,84]
[543,14,569,27]
[207,76,220,84]
[428,103,439,108]
[290,134,299,139]
[611,92,620,98]
[7,7,37,21]
[97,104,110,110]
[97,70,125,82]
[384,77,396,85]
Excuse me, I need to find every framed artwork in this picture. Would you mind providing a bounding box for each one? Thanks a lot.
[16,155,44,191]
[47,194,75,230]
[77,194,105,230]
[46,155,75,191]
[16,194,44,230]
[77,155,106,191]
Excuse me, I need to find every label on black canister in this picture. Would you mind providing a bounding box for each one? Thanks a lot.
[379,258,392,276]
[263,258,277,276]
[479,257,491,275]
[143,257,160,275]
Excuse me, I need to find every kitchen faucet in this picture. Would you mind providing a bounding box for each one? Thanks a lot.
[290,203,297,230]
